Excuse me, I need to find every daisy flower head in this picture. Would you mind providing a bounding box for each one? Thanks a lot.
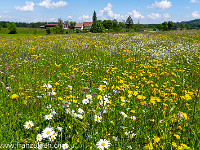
[51,110,57,115]
[112,136,118,141]
[46,104,52,109]
[78,108,84,114]
[103,81,109,85]
[38,143,43,150]
[57,126,63,131]
[82,99,89,104]
[62,143,69,150]
[120,112,128,118]
[73,112,78,118]
[44,114,53,120]
[36,134,43,142]
[66,108,71,114]
[43,83,52,89]
[23,120,34,129]
[96,139,111,150]
[49,135,56,142]
[86,94,92,100]
[130,116,136,121]
[129,132,136,139]
[51,90,56,95]
[42,127,54,138]
[94,115,102,122]
[52,131,58,137]
[78,114,83,119]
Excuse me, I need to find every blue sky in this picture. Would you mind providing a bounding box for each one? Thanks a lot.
[0,0,200,24]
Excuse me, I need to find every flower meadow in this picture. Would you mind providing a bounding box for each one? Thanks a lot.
[0,31,200,149]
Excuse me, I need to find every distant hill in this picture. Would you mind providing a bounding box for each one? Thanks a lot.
[184,19,200,24]
[174,19,200,30]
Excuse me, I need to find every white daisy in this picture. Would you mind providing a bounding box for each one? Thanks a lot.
[78,108,84,114]
[73,113,78,118]
[43,83,52,89]
[127,145,133,149]
[120,112,128,118]
[46,104,52,109]
[103,81,109,85]
[66,108,71,114]
[42,127,54,138]
[86,94,92,100]
[121,103,126,106]
[82,99,89,104]
[62,143,69,150]
[36,134,43,142]
[52,131,58,137]
[129,132,136,139]
[94,115,102,122]
[51,90,56,95]
[38,143,43,150]
[57,126,63,131]
[130,116,136,121]
[77,114,83,119]
[51,110,57,115]
[49,135,56,141]
[44,114,53,120]
[96,139,111,150]
[112,136,118,141]
[23,120,34,129]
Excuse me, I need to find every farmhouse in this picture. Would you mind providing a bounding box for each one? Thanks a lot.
[40,21,93,31]
[83,22,93,30]
[40,24,62,29]
[74,23,83,31]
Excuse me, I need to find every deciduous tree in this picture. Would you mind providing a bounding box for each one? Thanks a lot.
[7,22,17,34]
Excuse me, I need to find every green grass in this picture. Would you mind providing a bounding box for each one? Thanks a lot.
[0,31,200,150]
[0,27,47,35]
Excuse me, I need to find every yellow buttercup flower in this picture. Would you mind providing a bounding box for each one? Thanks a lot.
[11,94,19,99]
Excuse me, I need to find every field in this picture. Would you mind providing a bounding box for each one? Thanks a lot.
[0,28,47,35]
[0,31,200,150]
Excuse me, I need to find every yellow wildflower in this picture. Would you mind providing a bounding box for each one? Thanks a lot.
[11,94,19,99]
[144,142,153,150]
[153,136,160,144]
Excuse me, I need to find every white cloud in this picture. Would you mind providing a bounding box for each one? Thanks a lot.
[78,15,92,21]
[147,0,172,10]
[49,18,56,21]
[98,3,144,21]
[98,3,125,20]
[190,0,200,3]
[15,1,35,12]
[163,13,170,19]
[147,13,162,20]
[192,11,200,18]
[67,16,72,19]
[127,10,144,19]
[147,13,170,20]
[38,0,68,9]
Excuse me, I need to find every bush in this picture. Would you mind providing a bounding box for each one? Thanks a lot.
[7,22,17,34]
[76,29,80,33]
[81,28,88,33]
[46,27,51,35]
[90,21,104,33]
[64,29,73,34]
[33,29,38,34]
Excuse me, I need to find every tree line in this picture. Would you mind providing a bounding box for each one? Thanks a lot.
[1,10,200,34]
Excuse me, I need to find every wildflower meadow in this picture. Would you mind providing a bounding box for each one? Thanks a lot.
[0,31,200,149]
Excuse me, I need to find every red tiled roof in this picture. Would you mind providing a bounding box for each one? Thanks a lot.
[75,23,83,28]
[45,24,58,27]
[83,22,93,27]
